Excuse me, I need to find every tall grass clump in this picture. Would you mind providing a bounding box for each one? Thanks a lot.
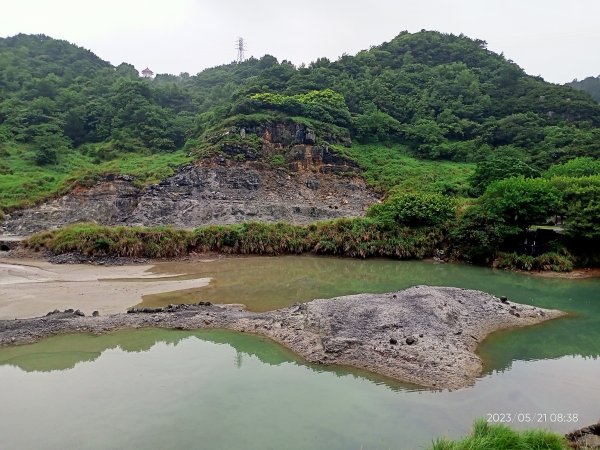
[26,217,449,260]
[189,222,310,255]
[430,419,568,450]
[494,252,574,272]
[25,223,191,258]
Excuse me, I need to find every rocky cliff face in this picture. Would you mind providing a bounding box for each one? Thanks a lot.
[1,124,377,235]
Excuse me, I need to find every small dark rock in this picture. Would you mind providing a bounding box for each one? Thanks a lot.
[454,330,462,335]
[500,296,509,304]
[406,337,417,345]
[392,294,397,299]
[92,311,99,317]
[389,338,398,345]
[419,334,424,338]
[64,309,74,313]
[74,310,85,317]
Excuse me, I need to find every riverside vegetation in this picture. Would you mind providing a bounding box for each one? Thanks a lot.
[25,177,594,271]
[1,31,599,269]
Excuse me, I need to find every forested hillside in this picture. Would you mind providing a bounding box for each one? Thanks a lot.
[568,75,600,103]
[2,31,599,169]
[2,31,600,268]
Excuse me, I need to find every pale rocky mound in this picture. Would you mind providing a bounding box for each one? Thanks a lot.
[0,286,563,389]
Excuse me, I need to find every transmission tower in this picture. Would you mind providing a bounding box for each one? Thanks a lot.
[235,37,246,63]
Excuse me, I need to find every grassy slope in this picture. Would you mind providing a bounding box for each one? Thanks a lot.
[334,143,475,197]
[0,143,192,211]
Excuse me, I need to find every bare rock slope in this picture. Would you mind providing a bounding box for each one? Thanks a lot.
[0,286,564,389]
[1,124,377,234]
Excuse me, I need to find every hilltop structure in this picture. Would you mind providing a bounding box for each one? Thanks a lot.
[140,67,153,78]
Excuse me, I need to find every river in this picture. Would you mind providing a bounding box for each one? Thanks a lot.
[0,256,598,449]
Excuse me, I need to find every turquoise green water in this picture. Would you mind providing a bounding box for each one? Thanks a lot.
[1,257,599,449]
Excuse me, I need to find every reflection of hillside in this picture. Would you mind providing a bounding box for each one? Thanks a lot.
[0,329,191,372]
[479,314,600,375]
[0,328,418,391]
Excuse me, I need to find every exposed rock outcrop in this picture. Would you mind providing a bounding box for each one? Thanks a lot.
[0,286,564,389]
[566,422,600,449]
[1,123,377,234]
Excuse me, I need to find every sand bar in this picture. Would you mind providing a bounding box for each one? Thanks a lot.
[0,259,210,319]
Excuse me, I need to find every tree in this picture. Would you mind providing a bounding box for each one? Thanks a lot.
[470,148,539,195]
[480,177,562,230]
[545,157,600,178]
[366,192,456,227]
[551,175,600,239]
[452,205,516,263]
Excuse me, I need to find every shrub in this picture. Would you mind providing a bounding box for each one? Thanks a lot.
[494,251,574,272]
[480,177,562,230]
[367,192,457,227]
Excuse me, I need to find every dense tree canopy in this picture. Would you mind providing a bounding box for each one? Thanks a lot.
[1,31,600,168]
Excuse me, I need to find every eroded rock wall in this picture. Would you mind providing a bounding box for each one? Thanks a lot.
[2,124,377,234]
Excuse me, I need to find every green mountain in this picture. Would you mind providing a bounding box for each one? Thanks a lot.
[2,31,599,161]
[1,31,599,268]
[567,75,600,103]
[1,31,599,211]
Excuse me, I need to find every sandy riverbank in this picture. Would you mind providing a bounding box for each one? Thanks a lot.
[0,258,210,319]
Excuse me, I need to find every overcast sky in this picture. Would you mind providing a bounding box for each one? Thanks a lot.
[1,0,599,84]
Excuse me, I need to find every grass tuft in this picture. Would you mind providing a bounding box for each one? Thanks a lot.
[430,419,568,450]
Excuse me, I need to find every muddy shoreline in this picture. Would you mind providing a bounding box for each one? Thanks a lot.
[0,286,564,390]
[5,247,600,279]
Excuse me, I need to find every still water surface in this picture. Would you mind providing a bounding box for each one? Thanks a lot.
[1,257,599,449]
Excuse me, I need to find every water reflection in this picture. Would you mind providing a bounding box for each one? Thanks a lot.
[0,329,421,392]
[0,328,598,450]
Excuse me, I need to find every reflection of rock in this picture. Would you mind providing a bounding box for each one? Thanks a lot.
[0,286,564,389]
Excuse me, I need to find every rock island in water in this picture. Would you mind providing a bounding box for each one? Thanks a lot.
[0,285,564,389]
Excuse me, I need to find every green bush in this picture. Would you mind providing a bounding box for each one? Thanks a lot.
[545,157,600,178]
[481,177,562,230]
[268,154,285,166]
[367,192,457,227]
[250,89,351,127]
[494,252,574,272]
[451,205,518,263]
